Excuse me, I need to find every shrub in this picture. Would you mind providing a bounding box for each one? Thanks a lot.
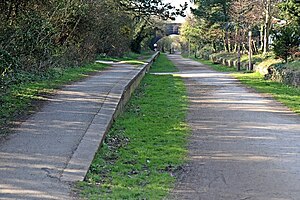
[272,23,300,63]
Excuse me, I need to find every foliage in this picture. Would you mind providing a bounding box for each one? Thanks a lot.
[197,45,216,60]
[0,1,132,92]
[185,0,299,70]
[272,23,300,62]
[0,0,187,107]
[278,0,300,25]
[79,55,188,199]
[191,0,230,48]
[120,0,188,20]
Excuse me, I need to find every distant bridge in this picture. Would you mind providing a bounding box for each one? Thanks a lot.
[150,23,182,49]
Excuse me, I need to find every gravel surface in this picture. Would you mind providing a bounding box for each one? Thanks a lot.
[167,54,300,200]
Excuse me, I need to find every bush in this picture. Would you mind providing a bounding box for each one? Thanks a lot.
[197,45,215,60]
[272,23,300,63]
[0,0,133,95]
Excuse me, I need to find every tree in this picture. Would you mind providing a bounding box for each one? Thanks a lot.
[272,24,300,63]
[261,0,281,54]
[119,0,188,53]
[278,0,300,25]
[120,0,188,20]
[229,0,261,70]
[191,0,232,52]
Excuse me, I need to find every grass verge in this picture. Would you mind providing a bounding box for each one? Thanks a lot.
[0,63,108,135]
[150,53,179,72]
[0,51,153,135]
[193,58,300,114]
[78,55,188,199]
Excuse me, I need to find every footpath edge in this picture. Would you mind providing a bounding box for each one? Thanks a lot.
[60,52,160,182]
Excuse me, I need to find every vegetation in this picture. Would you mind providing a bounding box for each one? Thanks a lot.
[272,24,300,62]
[0,51,152,135]
[0,62,107,135]
[180,0,300,69]
[149,54,179,72]
[0,0,186,100]
[0,0,188,135]
[78,55,188,199]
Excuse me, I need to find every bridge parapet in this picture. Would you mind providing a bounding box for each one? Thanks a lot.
[150,23,182,49]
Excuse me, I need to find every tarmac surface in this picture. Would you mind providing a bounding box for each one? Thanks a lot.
[168,55,300,200]
[0,63,145,200]
[1,54,300,200]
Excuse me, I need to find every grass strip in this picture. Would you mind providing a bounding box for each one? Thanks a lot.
[150,53,179,72]
[78,55,188,199]
[193,58,300,114]
[0,62,107,135]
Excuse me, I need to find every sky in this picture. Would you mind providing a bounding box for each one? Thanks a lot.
[164,0,194,23]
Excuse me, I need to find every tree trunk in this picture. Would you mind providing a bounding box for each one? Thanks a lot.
[130,35,145,54]
[130,25,147,54]
[260,24,264,51]
[234,28,238,53]
[263,0,272,55]
[248,31,253,71]
[237,30,241,71]
[237,42,241,71]
[224,31,230,52]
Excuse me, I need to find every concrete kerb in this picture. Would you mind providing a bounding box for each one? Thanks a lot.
[60,51,160,183]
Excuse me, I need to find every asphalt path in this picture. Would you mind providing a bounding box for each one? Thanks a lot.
[168,54,300,200]
[0,63,142,200]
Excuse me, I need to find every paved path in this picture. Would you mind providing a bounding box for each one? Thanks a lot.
[0,63,145,200]
[168,55,300,200]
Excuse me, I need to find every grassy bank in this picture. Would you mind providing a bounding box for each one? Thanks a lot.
[78,54,188,199]
[0,52,151,135]
[193,58,300,114]
[148,53,179,72]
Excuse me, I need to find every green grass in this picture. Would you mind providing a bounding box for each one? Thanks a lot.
[149,53,178,73]
[193,58,300,114]
[0,63,108,135]
[78,55,188,199]
[0,51,154,135]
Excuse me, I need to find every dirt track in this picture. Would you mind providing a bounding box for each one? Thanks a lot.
[168,55,300,200]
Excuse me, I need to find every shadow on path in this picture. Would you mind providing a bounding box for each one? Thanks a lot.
[167,54,300,200]
[0,64,140,200]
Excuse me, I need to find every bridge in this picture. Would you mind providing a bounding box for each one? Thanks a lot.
[150,22,182,49]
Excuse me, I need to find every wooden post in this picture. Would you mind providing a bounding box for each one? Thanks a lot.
[237,29,241,71]
[188,38,191,57]
[248,31,253,71]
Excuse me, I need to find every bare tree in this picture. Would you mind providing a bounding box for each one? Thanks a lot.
[229,0,261,70]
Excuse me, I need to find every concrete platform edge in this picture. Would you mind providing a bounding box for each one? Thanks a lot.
[60,52,160,183]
